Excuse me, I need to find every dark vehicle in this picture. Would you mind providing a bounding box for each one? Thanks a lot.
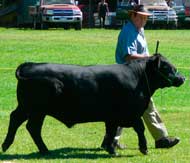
[168,0,186,28]
[115,0,134,25]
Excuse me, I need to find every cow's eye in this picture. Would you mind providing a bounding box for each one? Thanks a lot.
[163,65,168,70]
[162,65,170,73]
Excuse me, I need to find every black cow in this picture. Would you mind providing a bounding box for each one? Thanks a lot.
[2,54,185,156]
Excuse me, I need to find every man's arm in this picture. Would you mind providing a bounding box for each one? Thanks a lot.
[125,54,149,61]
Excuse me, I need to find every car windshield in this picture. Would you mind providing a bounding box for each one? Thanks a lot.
[43,0,75,5]
[140,0,167,6]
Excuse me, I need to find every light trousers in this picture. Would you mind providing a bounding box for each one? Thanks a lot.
[143,98,168,140]
[115,98,168,141]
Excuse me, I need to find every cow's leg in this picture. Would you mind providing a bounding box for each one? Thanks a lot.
[26,113,48,155]
[101,126,125,149]
[133,118,148,155]
[103,122,118,155]
[2,106,27,152]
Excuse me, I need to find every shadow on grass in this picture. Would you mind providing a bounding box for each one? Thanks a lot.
[0,147,136,160]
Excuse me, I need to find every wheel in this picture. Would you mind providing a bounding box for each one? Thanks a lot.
[74,21,82,30]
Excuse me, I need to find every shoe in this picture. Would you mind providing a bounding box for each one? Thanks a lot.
[155,136,180,148]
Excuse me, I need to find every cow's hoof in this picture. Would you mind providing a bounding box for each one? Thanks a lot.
[140,148,148,155]
[2,143,9,152]
[108,149,119,157]
[104,146,117,156]
[39,150,50,156]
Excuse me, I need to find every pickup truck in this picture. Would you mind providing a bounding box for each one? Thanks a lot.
[116,0,178,28]
[142,0,178,28]
[29,0,83,30]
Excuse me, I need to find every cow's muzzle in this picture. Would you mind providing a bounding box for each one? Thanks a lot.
[158,71,185,87]
[172,73,185,87]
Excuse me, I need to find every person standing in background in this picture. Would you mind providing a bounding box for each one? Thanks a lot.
[97,0,109,28]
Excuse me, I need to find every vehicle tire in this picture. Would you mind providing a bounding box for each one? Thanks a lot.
[74,22,82,30]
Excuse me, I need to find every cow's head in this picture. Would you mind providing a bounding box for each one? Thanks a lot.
[150,54,185,88]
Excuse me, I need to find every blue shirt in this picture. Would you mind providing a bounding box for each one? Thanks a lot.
[115,21,149,64]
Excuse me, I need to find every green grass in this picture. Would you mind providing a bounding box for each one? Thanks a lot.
[0,28,190,162]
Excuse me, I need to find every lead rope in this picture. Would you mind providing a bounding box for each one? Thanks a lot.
[139,63,152,98]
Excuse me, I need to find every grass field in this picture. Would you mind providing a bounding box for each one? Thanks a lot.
[0,28,190,163]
